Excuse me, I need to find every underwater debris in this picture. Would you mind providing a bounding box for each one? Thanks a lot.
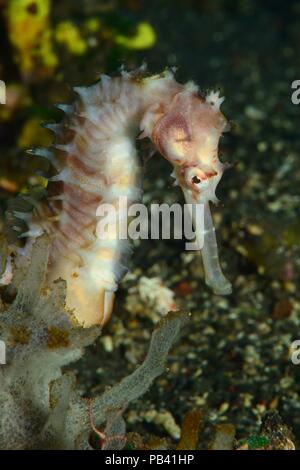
[0,236,188,449]
[0,178,18,194]
[5,0,58,77]
[55,21,88,56]
[126,432,172,451]
[176,409,204,450]
[125,408,204,450]
[237,434,269,450]
[237,412,295,450]
[211,423,236,450]
[259,411,295,450]
[143,409,181,440]
[115,22,156,50]
[125,276,177,323]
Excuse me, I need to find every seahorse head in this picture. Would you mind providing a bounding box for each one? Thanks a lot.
[141,84,229,204]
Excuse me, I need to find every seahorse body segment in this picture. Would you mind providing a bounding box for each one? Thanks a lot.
[9,68,232,327]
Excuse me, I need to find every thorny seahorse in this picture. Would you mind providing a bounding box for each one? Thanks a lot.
[1,67,232,327]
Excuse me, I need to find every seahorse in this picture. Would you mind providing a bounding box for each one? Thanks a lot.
[5,68,232,327]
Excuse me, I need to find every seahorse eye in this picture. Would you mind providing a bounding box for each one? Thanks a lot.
[186,168,210,192]
[192,175,201,184]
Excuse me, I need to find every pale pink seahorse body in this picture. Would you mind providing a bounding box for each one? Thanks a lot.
[10,69,231,327]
